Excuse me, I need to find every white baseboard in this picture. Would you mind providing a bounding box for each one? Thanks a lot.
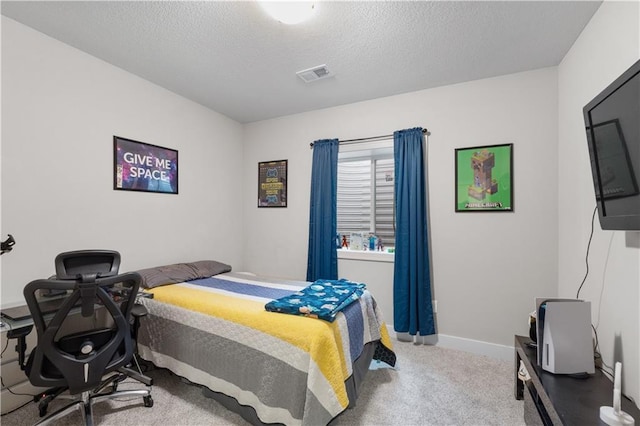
[388,326,513,362]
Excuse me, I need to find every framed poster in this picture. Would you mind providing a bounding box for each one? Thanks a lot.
[455,143,513,212]
[114,136,178,194]
[258,159,287,207]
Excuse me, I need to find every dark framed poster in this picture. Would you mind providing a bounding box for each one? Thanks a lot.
[258,159,287,207]
[114,136,178,194]
[455,143,513,212]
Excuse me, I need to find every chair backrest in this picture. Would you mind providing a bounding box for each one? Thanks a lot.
[23,250,141,394]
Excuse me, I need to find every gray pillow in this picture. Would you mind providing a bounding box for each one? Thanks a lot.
[137,260,232,289]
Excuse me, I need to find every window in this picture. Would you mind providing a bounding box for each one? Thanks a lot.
[337,147,395,248]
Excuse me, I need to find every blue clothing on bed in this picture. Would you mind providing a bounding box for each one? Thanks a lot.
[264,279,366,322]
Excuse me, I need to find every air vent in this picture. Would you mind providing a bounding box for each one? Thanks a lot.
[296,64,333,83]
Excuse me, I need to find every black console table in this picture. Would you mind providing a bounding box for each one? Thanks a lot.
[514,335,640,425]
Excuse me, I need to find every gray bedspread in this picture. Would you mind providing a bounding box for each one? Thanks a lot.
[137,272,396,425]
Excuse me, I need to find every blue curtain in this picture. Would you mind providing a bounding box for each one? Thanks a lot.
[306,139,339,282]
[393,128,435,336]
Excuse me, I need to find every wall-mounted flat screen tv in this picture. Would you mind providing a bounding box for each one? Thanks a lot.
[583,59,640,230]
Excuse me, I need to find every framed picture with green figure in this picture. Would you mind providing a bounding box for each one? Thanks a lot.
[455,143,513,212]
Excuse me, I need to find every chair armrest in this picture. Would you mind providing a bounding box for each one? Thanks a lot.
[131,304,148,318]
[7,325,33,370]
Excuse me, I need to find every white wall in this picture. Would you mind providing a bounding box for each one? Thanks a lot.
[338,257,395,323]
[1,17,245,307]
[243,67,559,349]
[558,0,640,407]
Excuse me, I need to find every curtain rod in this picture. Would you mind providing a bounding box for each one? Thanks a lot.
[309,128,428,148]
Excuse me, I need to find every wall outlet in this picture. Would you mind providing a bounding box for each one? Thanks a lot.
[433,300,438,313]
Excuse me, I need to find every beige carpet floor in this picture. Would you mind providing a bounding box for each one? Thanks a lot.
[1,341,524,425]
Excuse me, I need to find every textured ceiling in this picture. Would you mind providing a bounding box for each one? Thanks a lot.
[1,1,602,123]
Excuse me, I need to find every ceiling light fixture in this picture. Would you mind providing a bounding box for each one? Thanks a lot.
[259,1,316,25]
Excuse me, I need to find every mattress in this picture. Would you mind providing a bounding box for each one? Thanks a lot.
[137,271,395,426]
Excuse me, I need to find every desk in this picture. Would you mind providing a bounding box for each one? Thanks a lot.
[514,335,640,425]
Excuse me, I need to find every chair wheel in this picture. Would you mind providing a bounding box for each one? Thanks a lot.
[143,395,153,407]
[38,398,50,417]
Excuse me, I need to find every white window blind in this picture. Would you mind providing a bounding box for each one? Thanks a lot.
[374,158,395,243]
[337,152,395,248]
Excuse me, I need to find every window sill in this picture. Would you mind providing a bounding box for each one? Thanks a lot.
[337,248,394,263]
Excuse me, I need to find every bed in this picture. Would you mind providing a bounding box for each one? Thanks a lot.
[134,261,396,426]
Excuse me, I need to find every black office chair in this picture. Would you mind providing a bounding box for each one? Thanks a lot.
[16,250,153,425]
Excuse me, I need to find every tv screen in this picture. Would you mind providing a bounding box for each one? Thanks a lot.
[583,59,640,230]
